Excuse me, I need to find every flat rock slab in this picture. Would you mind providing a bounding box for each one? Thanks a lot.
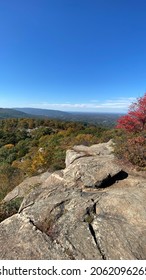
[64,156,122,188]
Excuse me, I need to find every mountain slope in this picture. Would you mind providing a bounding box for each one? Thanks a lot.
[15,107,71,119]
[0,108,30,119]
[15,107,122,126]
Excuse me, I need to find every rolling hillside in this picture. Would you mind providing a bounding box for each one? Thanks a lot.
[15,107,122,126]
[15,107,71,120]
[0,108,30,119]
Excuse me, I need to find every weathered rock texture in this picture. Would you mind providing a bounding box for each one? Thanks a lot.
[0,140,146,260]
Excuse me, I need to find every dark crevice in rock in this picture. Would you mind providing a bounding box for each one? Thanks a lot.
[84,200,107,259]
[86,203,96,215]
[29,217,60,241]
[83,203,97,223]
[88,224,107,260]
[50,199,70,220]
[84,203,106,259]
[30,199,70,241]
[98,170,128,188]
[50,199,70,212]
[29,218,39,230]
[50,202,65,220]
[93,203,96,214]
[86,170,128,189]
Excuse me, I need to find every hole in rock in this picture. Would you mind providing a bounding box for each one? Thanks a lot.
[96,170,128,188]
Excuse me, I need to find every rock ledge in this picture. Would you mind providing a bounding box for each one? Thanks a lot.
[0,140,146,260]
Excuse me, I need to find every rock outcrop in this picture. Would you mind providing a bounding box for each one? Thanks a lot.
[0,140,146,260]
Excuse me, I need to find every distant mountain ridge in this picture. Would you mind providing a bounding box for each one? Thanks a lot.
[15,107,123,126]
[0,108,31,119]
[15,107,71,119]
[0,107,123,126]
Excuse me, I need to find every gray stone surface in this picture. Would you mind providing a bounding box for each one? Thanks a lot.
[3,171,51,203]
[0,140,146,260]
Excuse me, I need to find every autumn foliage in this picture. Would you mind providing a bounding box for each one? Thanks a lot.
[116,94,146,132]
[115,93,146,169]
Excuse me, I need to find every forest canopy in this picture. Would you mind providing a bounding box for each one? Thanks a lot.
[0,118,109,201]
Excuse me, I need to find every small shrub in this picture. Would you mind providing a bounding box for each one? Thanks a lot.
[114,132,146,169]
[0,197,23,222]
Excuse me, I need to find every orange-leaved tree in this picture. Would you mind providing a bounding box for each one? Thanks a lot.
[116,93,146,132]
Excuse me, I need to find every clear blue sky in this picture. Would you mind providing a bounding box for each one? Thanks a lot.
[0,0,146,112]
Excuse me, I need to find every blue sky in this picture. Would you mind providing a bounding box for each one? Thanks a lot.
[0,0,146,112]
